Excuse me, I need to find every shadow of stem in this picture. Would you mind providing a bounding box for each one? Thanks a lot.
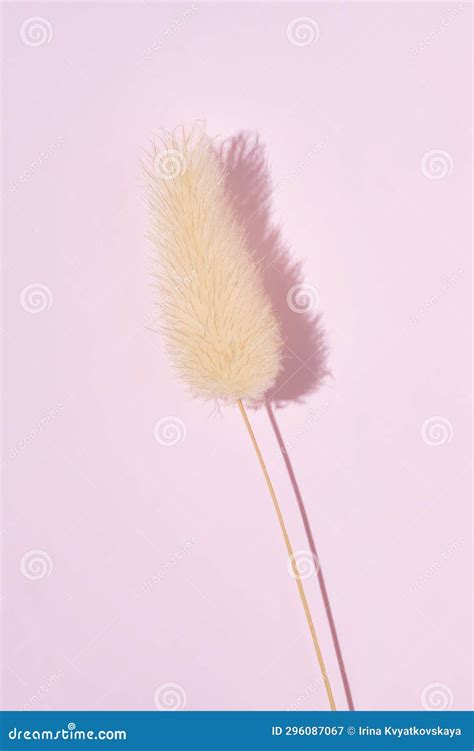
[266,404,355,710]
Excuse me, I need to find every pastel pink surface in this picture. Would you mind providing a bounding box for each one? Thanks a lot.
[2,1,471,711]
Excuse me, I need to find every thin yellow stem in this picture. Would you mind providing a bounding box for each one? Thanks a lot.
[237,399,336,711]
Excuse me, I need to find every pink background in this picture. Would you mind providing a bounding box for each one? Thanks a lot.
[1,1,472,712]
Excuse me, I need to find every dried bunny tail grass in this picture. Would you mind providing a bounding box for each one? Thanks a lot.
[144,125,336,710]
[145,124,282,402]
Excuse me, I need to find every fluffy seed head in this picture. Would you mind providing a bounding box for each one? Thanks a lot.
[145,125,282,403]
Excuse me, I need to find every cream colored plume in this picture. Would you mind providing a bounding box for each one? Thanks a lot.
[146,125,282,402]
